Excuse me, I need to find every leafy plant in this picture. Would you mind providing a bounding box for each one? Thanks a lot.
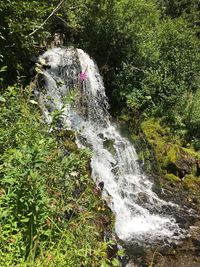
[0,85,114,266]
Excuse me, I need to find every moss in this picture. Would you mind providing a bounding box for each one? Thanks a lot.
[165,173,180,183]
[166,145,179,162]
[183,147,200,161]
[62,139,77,152]
[141,118,170,144]
[56,129,78,152]
[141,118,200,179]
[183,174,200,190]
[57,129,76,142]
[141,119,177,170]
[118,113,129,122]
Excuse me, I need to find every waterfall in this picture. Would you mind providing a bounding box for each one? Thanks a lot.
[37,47,185,244]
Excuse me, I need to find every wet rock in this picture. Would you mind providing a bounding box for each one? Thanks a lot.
[125,261,139,267]
[99,181,104,191]
[97,133,104,139]
[196,160,200,176]
[167,156,197,179]
[78,135,92,148]
[137,192,148,204]
[103,139,115,155]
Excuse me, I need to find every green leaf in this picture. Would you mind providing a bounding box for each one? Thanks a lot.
[112,258,120,267]
[117,249,125,256]
[20,217,30,223]
[101,261,110,267]
[0,96,6,102]
[0,66,7,73]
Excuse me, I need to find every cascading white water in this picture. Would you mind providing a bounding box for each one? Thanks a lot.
[37,47,185,244]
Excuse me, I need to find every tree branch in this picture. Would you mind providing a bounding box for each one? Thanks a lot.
[55,15,68,27]
[27,0,65,37]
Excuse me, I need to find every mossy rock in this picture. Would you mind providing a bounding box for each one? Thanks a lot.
[103,139,115,155]
[165,173,180,183]
[57,129,76,141]
[167,154,197,178]
[141,118,171,144]
[183,174,200,190]
[141,119,200,179]
[63,139,78,152]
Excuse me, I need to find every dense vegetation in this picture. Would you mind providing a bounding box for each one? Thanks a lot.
[1,0,199,138]
[0,0,200,266]
[0,85,121,266]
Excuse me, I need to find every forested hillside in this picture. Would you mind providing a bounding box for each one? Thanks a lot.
[0,0,200,266]
[1,0,199,138]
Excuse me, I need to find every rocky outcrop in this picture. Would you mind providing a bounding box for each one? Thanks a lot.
[167,149,197,179]
[140,119,200,181]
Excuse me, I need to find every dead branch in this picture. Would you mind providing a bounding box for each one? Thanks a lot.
[27,1,86,38]
[27,0,65,37]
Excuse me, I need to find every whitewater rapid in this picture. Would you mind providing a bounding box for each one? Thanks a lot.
[36,47,185,244]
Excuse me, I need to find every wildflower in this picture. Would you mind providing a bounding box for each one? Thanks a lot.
[80,71,88,81]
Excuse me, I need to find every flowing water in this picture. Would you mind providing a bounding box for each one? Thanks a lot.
[37,47,186,245]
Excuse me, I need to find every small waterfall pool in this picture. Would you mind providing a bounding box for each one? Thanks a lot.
[36,47,186,245]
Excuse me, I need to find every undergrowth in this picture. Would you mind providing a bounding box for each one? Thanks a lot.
[0,85,119,267]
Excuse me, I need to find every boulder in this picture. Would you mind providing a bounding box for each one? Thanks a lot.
[167,156,196,179]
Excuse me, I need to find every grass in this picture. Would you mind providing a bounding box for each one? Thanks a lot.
[0,85,118,266]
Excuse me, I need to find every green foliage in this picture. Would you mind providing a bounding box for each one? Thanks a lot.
[141,119,173,170]
[187,88,200,144]
[0,0,87,86]
[0,0,50,84]
[0,0,200,262]
[1,0,199,141]
[141,119,200,180]
[0,85,115,266]
[158,0,200,23]
[1,1,199,265]
[183,174,200,190]
[165,173,180,183]
[115,16,199,124]
[78,1,199,142]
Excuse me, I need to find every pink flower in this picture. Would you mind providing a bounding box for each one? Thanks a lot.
[80,71,88,81]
